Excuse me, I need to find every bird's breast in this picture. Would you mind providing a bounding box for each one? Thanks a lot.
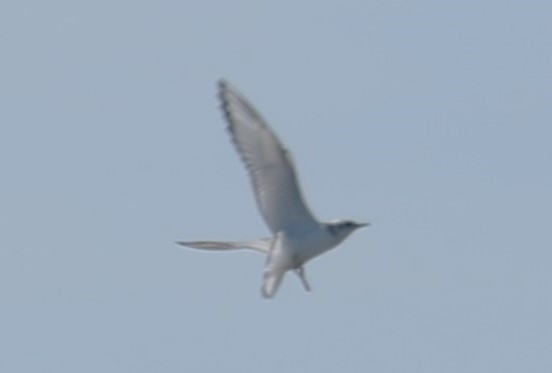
[284,227,340,265]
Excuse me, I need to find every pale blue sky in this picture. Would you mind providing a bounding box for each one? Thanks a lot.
[1,0,551,371]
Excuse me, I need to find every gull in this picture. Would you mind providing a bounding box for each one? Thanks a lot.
[177,80,368,298]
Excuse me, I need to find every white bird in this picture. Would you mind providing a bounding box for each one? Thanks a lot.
[177,80,368,298]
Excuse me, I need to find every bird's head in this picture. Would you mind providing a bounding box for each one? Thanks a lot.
[326,219,369,242]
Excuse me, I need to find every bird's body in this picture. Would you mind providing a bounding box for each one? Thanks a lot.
[177,80,368,298]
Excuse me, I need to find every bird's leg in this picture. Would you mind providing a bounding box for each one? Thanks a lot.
[294,266,311,292]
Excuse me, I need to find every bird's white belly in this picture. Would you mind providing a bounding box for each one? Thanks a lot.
[283,229,338,266]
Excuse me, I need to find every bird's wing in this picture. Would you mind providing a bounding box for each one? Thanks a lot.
[176,238,271,253]
[218,80,319,234]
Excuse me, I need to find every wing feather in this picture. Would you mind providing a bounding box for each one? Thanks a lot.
[218,80,318,234]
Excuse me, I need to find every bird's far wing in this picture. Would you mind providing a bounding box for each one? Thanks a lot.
[175,238,271,253]
[218,80,319,234]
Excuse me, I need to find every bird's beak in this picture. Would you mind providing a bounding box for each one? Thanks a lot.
[356,222,370,228]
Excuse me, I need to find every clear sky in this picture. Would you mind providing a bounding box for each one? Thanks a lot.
[1,0,551,371]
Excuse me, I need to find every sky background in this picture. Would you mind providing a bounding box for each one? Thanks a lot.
[1,0,551,371]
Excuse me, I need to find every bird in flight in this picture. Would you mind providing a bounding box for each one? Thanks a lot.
[177,80,368,298]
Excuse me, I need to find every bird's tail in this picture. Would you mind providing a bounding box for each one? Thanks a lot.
[176,238,271,254]
[260,232,289,299]
[262,270,285,299]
